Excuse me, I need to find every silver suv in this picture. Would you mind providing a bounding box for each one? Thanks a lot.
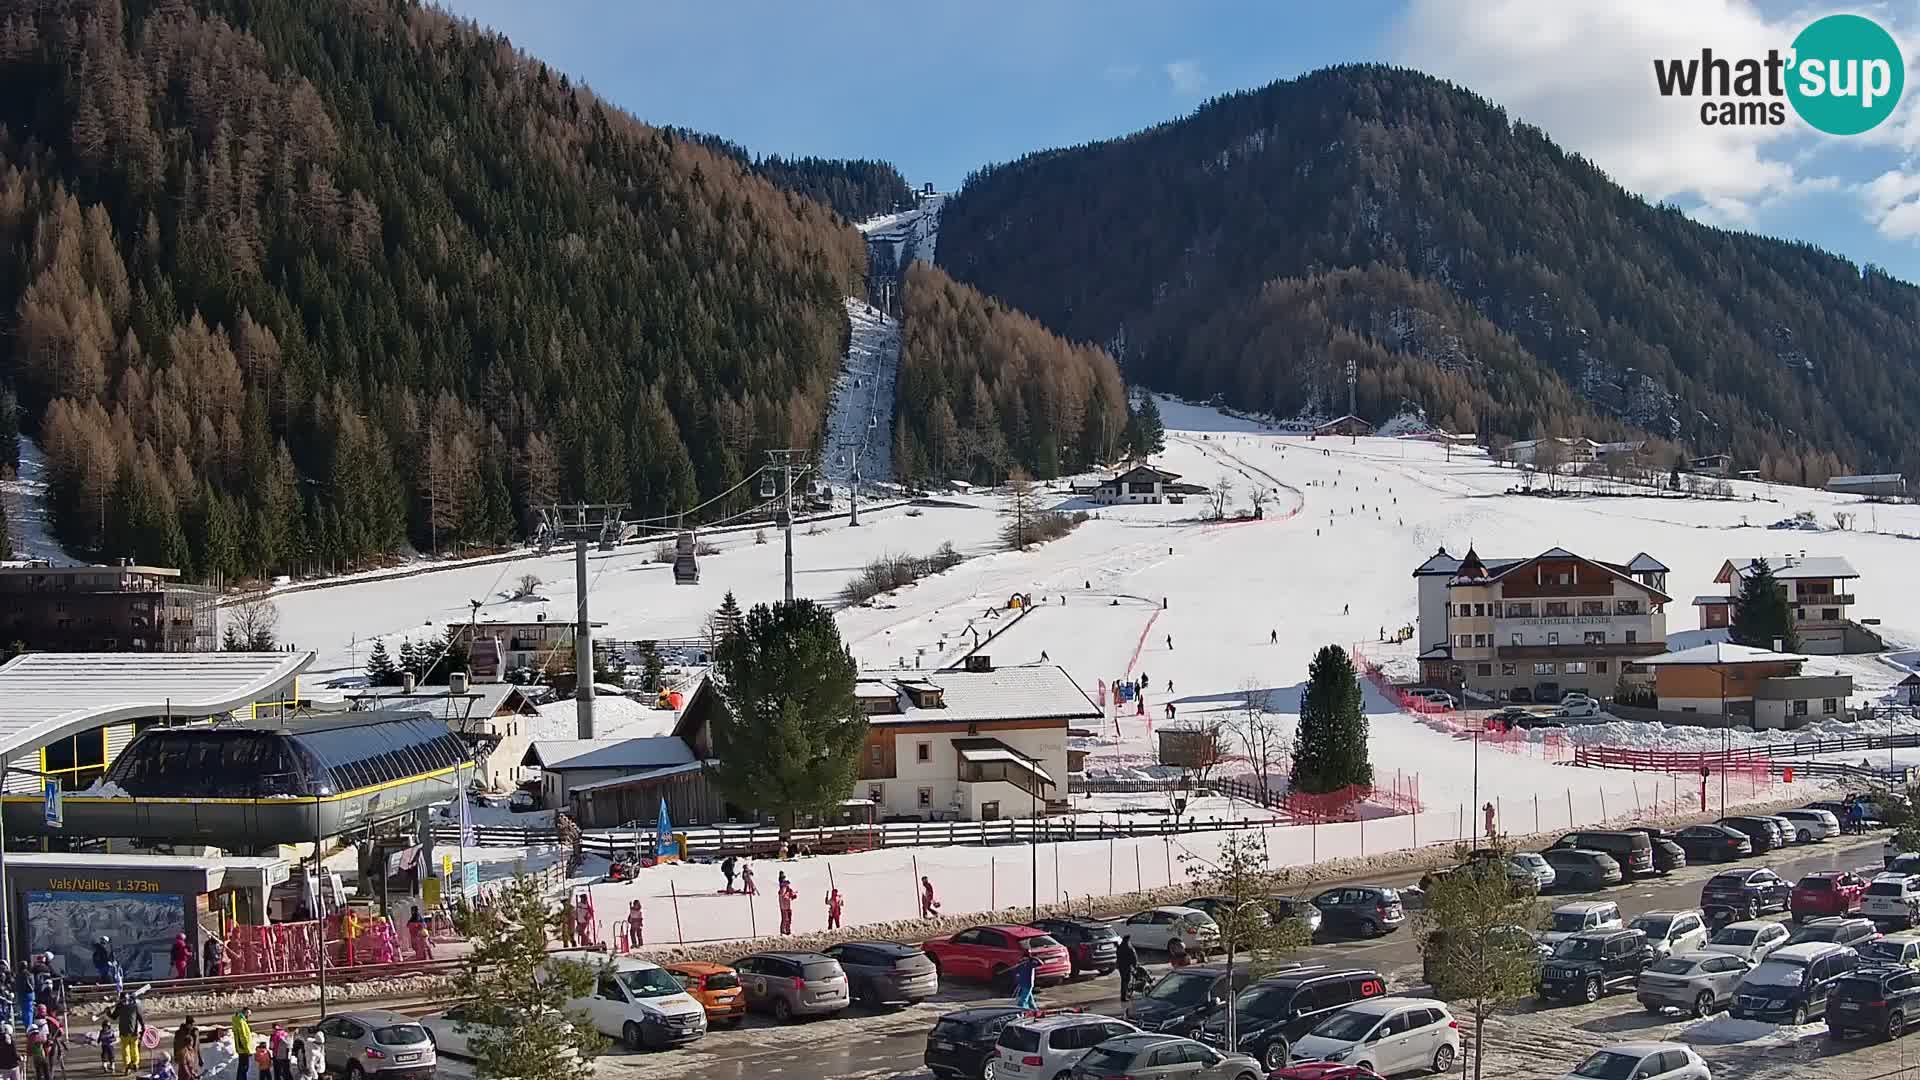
[997,1013,1139,1080]
[1635,951,1751,1018]
[309,1010,437,1080]
[734,951,850,1022]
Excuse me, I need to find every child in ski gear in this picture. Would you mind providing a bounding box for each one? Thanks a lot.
[626,901,645,949]
[741,863,757,896]
[777,873,798,935]
[825,888,843,930]
[920,876,940,918]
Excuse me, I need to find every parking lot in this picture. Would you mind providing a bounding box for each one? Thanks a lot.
[516,831,1920,1080]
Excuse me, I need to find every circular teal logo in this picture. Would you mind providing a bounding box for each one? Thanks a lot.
[1787,14,1905,135]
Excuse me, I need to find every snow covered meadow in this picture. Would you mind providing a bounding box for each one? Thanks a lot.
[270,398,1920,940]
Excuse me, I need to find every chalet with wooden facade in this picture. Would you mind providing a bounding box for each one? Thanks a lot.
[1638,642,1852,729]
[1697,555,1875,655]
[1414,546,1670,702]
[1072,464,1208,505]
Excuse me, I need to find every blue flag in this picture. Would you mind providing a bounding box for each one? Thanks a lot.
[656,796,678,858]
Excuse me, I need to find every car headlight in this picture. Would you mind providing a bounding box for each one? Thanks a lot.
[1768,999,1787,1009]
[1323,1048,1351,1062]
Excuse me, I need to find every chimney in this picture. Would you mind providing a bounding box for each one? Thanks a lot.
[449,670,469,695]
[965,654,992,673]
[402,671,416,693]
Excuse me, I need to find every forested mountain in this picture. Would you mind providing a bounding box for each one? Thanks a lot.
[664,129,913,222]
[0,0,866,579]
[894,262,1127,484]
[939,64,1920,482]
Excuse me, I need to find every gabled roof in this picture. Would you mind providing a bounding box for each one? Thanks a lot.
[521,736,696,771]
[1413,547,1525,578]
[1106,463,1181,484]
[0,651,313,761]
[1623,553,1670,574]
[1691,595,1733,606]
[345,683,539,719]
[1639,642,1807,666]
[1717,556,1859,583]
[868,665,1101,725]
[1475,549,1674,603]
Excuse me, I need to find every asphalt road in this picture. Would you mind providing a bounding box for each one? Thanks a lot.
[577,833,1894,1080]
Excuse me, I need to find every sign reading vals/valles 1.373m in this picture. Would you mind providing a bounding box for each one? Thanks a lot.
[1654,13,1905,134]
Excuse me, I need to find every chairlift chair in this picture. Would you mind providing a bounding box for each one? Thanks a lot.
[759,472,778,499]
[672,530,700,585]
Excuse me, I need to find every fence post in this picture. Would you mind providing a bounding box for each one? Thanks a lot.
[670,880,684,944]
[1134,846,1144,893]
[1360,814,1365,857]
[1108,838,1115,896]
[991,859,997,910]
[1534,794,1540,834]
[1567,789,1574,828]
[1054,844,1062,904]
[1601,787,1607,821]
[913,855,921,917]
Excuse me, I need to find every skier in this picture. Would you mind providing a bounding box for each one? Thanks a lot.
[201,936,223,979]
[406,906,433,961]
[1166,634,1173,650]
[169,934,190,981]
[1010,951,1039,1011]
[1164,702,1175,720]
[1271,630,1278,644]
[627,901,645,949]
[1343,603,1349,615]
[1138,672,1149,690]
[721,854,738,893]
[114,992,144,1077]
[920,876,940,918]
[1483,802,1497,840]
[777,872,797,935]
[825,887,844,930]
[91,938,114,985]
[741,862,758,896]
[1040,650,1049,662]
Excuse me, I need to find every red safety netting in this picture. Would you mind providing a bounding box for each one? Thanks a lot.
[1282,771,1422,824]
[1350,645,1576,764]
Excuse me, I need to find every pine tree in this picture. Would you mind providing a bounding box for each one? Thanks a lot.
[637,640,664,693]
[366,639,400,686]
[1291,644,1372,794]
[711,599,866,839]
[398,639,421,679]
[0,384,18,476]
[449,874,605,1080]
[1415,840,1541,1080]
[707,590,744,647]
[0,495,9,559]
[1730,557,1800,652]
[1133,393,1166,456]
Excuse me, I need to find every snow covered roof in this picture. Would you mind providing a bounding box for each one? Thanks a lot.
[0,650,313,761]
[1691,595,1733,606]
[866,664,1101,725]
[564,760,707,793]
[529,694,678,741]
[1624,553,1670,574]
[952,737,1055,782]
[1412,548,1523,578]
[1719,556,1859,581]
[1639,642,1808,666]
[521,736,696,772]
[345,683,538,719]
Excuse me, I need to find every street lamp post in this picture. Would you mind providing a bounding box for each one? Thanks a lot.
[1720,666,1728,817]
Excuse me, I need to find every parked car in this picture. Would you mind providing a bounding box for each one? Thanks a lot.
[1285,998,1459,1077]
[1629,910,1710,959]
[1122,907,1222,954]
[420,1007,578,1063]
[1860,931,1920,969]
[1199,967,1388,1071]
[734,951,850,1023]
[1539,901,1624,952]
[1068,1034,1261,1080]
[1732,941,1861,1024]
[819,941,938,1008]
[996,1013,1140,1080]
[1778,808,1840,842]
[1620,828,1688,874]
[1761,815,1805,845]
[1486,706,1534,729]
[1550,831,1656,878]
[1538,848,1623,890]
[1888,853,1920,877]
[1864,875,1920,929]
[1702,920,1792,964]
[1310,886,1406,938]
[1270,1066,1387,1080]
[1423,925,1538,985]
[1828,963,1920,1038]
[308,1011,438,1080]
[1635,951,1751,1018]
[1458,849,1552,892]
[1791,871,1868,921]
[1671,824,1752,863]
[926,1006,1033,1080]
[1788,917,1880,952]
[1555,694,1601,718]
[1507,852,1557,890]
[1717,816,1784,853]
[507,789,537,813]
[923,926,1073,988]
[1540,929,1652,1004]
[1264,895,1324,936]
[1183,896,1273,930]
[663,961,746,1027]
[557,955,708,1050]
[1410,689,1456,710]
[1125,964,1257,1036]
[1700,868,1793,920]
[1555,1043,1709,1080]
[1029,917,1121,977]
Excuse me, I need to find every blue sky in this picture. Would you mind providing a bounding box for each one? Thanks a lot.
[442,0,1920,283]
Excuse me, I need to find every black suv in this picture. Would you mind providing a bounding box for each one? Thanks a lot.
[1828,963,1920,1039]
[1029,917,1120,976]
[1123,963,1259,1037]
[1539,928,1651,1004]
[925,1006,1027,1079]
[1621,827,1689,874]
[1198,967,1388,1072]
[1734,942,1859,1024]
[1701,868,1793,919]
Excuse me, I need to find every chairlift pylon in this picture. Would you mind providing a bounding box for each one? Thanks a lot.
[672,529,700,585]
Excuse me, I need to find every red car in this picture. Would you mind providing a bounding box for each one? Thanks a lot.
[1270,1065,1387,1080]
[921,925,1071,987]
[1792,870,1868,920]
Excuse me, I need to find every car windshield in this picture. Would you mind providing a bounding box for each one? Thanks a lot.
[1551,913,1594,932]
[1555,938,1603,960]
[1793,925,1842,942]
[619,967,687,999]
[1744,960,1807,988]
[1630,916,1672,936]
[1235,987,1293,1018]
[1076,1047,1136,1075]
[1571,1051,1643,1080]
[1514,854,1546,868]
[1711,927,1757,945]
[1309,1011,1380,1042]
[1649,957,1698,975]
[1146,971,1215,1005]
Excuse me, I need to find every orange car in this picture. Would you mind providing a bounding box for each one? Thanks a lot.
[666,961,746,1026]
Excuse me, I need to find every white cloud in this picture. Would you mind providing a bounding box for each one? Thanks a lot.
[1862,165,1920,239]
[1165,60,1206,96]
[1388,0,1830,224]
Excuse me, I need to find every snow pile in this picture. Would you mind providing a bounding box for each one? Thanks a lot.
[1674,1014,1820,1046]
[78,779,132,798]
[529,695,678,742]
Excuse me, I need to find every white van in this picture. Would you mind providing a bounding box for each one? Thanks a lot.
[548,953,708,1051]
